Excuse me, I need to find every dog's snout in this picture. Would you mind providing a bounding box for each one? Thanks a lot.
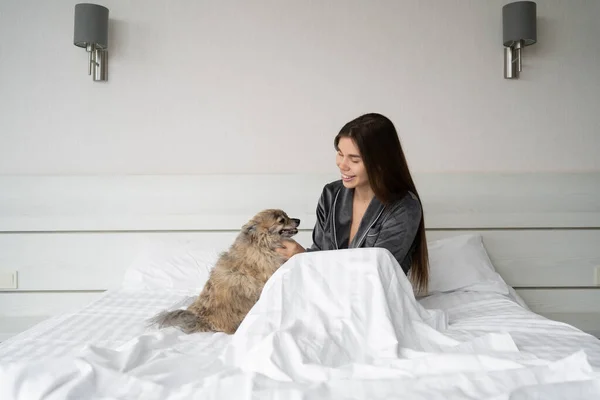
[292,218,300,226]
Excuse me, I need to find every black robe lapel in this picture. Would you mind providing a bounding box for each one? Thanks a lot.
[350,195,385,248]
[332,186,353,249]
[333,186,386,249]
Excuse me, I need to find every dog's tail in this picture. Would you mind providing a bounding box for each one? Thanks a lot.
[147,309,211,334]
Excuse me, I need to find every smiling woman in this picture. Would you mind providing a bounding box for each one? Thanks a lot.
[275,113,429,295]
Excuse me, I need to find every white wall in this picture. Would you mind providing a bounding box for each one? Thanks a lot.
[1,0,599,175]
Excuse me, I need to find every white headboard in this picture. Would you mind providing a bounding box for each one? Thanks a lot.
[1,172,599,340]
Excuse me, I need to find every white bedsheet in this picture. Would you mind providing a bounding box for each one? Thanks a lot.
[1,248,599,399]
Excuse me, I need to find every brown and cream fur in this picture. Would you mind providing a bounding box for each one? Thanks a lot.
[148,209,300,334]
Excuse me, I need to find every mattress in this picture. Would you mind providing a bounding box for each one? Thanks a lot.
[419,291,600,369]
[1,248,599,399]
[0,288,207,363]
[1,288,599,370]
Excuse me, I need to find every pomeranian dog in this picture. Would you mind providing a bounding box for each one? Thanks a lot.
[148,209,300,334]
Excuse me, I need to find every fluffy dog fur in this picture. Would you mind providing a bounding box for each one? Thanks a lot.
[148,209,300,335]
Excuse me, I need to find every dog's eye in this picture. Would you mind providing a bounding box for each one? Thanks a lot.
[278,218,285,224]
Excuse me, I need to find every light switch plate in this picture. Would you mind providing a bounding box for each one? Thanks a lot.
[0,271,18,289]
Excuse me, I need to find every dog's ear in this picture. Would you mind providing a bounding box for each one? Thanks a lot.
[242,220,257,234]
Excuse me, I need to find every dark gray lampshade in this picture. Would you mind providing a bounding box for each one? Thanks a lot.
[73,3,109,49]
[502,1,537,47]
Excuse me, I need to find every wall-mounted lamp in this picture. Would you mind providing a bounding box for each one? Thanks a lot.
[73,3,109,82]
[502,1,537,79]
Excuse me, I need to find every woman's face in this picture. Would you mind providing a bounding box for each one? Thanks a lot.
[336,137,369,190]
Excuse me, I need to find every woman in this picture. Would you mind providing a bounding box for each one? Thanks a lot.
[276,113,429,295]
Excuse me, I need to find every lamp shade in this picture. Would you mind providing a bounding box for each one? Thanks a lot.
[502,1,537,47]
[73,3,109,49]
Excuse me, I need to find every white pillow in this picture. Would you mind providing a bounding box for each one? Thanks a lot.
[426,234,510,295]
[121,240,220,291]
[121,233,529,308]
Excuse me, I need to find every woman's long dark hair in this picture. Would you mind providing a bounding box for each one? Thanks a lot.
[334,113,429,295]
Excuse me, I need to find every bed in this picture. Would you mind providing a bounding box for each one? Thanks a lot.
[1,173,600,399]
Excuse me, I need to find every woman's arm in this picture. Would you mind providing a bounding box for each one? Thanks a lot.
[305,188,328,252]
[373,193,422,274]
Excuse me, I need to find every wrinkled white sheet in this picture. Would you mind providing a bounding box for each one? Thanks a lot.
[1,248,599,400]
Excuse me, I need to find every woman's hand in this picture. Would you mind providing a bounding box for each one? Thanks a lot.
[275,239,306,260]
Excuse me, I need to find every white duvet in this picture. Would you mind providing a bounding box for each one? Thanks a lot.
[1,248,599,399]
